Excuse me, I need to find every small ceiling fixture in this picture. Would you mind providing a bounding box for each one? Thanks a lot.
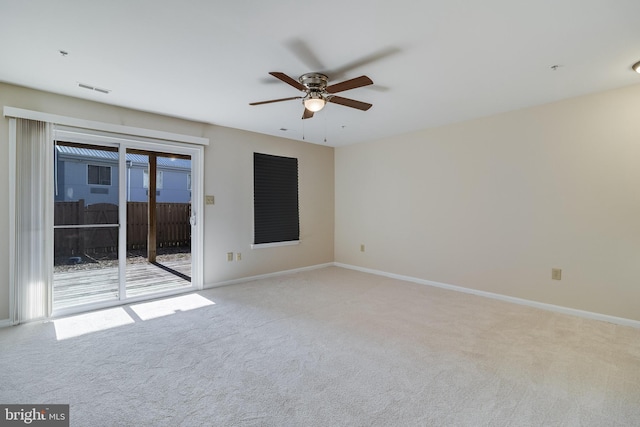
[633,61,640,73]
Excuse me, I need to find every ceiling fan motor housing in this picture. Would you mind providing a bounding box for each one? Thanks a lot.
[299,73,328,91]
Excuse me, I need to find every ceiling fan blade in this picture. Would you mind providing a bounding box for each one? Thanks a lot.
[326,75,373,94]
[302,108,314,119]
[269,72,306,91]
[284,38,326,72]
[329,46,401,79]
[249,96,302,106]
[328,95,372,111]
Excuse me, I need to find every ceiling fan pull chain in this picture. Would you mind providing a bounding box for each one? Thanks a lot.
[324,113,327,144]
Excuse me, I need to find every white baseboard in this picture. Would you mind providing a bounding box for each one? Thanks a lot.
[0,319,13,329]
[204,262,334,289]
[334,263,640,329]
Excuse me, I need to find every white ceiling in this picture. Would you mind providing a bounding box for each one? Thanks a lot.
[1,0,640,147]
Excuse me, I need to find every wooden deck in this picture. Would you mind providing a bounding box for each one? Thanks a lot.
[53,258,192,310]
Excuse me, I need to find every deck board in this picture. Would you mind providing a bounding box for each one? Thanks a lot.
[53,258,192,310]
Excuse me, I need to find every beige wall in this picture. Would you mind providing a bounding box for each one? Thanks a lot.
[0,83,334,320]
[203,126,334,283]
[335,84,640,321]
[3,81,638,323]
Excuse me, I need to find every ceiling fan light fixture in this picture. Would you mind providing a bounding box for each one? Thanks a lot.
[633,61,640,73]
[303,93,326,112]
[251,71,374,118]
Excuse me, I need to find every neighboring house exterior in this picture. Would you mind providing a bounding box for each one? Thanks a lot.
[55,145,192,205]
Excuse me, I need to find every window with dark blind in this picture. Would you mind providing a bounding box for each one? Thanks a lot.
[253,152,299,245]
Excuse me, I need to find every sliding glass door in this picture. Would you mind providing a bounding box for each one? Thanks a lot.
[53,142,121,309]
[52,136,200,313]
[124,150,192,298]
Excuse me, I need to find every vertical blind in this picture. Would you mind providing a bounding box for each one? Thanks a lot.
[13,118,54,323]
[253,153,299,245]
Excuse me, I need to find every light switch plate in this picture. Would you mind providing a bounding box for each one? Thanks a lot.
[205,195,215,205]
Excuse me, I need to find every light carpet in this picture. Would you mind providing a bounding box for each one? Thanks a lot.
[1,267,639,426]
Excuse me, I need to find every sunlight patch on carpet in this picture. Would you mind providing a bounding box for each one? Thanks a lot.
[129,294,215,321]
[54,307,135,340]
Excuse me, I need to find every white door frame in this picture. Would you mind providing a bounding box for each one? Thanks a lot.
[50,128,204,317]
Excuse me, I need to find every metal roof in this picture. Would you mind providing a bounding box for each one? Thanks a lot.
[55,145,191,170]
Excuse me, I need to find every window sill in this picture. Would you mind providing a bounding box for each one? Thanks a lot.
[251,240,300,249]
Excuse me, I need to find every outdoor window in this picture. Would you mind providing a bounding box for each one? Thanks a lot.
[143,170,164,189]
[253,152,299,245]
[88,164,111,185]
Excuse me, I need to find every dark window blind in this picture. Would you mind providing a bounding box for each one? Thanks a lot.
[254,153,299,244]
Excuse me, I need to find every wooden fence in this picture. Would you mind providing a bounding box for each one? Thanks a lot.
[54,200,191,258]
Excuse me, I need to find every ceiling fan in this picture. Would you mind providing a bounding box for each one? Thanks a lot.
[250,72,374,119]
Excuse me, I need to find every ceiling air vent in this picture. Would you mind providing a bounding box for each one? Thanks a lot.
[78,83,111,94]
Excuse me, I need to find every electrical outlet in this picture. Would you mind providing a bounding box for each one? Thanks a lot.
[227,252,234,262]
[205,195,215,205]
[360,244,365,252]
[552,268,562,280]
[236,252,242,261]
